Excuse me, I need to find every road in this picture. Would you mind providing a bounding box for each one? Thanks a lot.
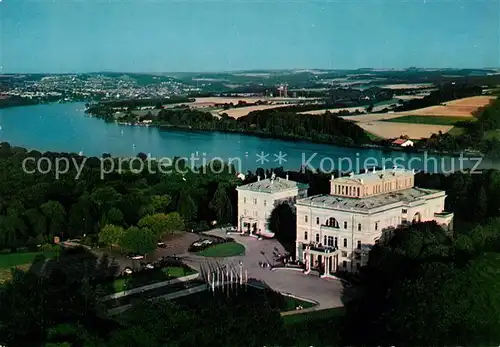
[180,229,347,310]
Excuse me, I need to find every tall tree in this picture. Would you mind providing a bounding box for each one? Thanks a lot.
[99,224,125,249]
[120,226,156,256]
[209,183,233,224]
[40,201,66,239]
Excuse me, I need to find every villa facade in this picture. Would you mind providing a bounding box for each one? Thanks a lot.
[236,174,308,238]
[295,168,453,277]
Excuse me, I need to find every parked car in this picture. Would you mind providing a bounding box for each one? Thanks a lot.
[126,253,144,260]
[157,242,166,248]
[123,267,133,275]
[144,262,154,270]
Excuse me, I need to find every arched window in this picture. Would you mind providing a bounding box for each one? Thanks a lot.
[316,217,320,225]
[304,231,308,241]
[305,215,308,223]
[326,217,340,228]
[315,233,320,243]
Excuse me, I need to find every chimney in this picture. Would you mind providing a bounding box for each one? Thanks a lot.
[349,172,354,177]
[331,174,334,181]
[372,167,376,173]
[382,165,386,171]
[286,174,289,180]
[257,176,261,181]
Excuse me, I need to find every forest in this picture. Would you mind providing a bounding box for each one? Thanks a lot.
[2,143,500,345]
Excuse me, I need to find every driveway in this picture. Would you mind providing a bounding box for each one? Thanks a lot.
[180,229,346,310]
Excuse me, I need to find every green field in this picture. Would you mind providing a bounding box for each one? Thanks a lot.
[0,250,60,283]
[282,296,316,312]
[197,242,245,257]
[383,115,475,126]
[282,307,345,325]
[365,130,383,141]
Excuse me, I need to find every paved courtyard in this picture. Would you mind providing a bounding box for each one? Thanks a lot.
[180,229,347,309]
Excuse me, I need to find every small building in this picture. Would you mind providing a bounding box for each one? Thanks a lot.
[236,174,308,238]
[295,168,453,277]
[392,138,414,147]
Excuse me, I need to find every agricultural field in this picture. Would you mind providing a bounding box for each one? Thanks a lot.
[340,96,495,139]
[396,95,495,117]
[380,83,435,90]
[216,104,289,118]
[394,94,426,100]
[358,121,454,140]
[382,115,475,126]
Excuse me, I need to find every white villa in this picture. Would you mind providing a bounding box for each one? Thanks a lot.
[295,167,454,278]
[236,174,308,238]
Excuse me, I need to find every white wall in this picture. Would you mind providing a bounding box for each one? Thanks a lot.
[296,192,450,272]
[237,187,301,232]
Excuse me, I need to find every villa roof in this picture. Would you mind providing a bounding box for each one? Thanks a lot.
[333,168,414,185]
[296,187,444,213]
[237,177,309,193]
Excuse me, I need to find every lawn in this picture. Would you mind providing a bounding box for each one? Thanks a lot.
[282,295,316,311]
[365,130,383,141]
[283,307,346,346]
[103,266,197,294]
[383,115,475,126]
[197,242,245,257]
[282,307,345,325]
[0,250,60,283]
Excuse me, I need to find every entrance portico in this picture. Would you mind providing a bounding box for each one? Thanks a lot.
[240,216,261,235]
[303,244,339,279]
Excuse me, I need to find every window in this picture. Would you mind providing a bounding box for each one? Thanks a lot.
[357,240,361,249]
[253,198,257,205]
[357,187,360,196]
[375,222,378,231]
[243,197,246,203]
[244,209,247,216]
[341,251,347,257]
[357,223,362,231]
[343,221,347,229]
[316,217,320,225]
[342,261,347,268]
[327,217,339,228]
[335,237,338,247]
[327,236,334,247]
[402,208,408,214]
[343,238,348,248]
[402,218,407,224]
[315,233,320,243]
[264,200,267,207]
[305,215,308,223]
[324,235,327,245]
[304,231,308,241]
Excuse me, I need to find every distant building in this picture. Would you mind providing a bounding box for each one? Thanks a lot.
[392,138,414,147]
[236,174,308,238]
[295,168,453,277]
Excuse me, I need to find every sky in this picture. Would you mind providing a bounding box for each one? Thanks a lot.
[1,0,499,73]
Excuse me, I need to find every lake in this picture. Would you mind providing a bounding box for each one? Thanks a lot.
[0,102,494,173]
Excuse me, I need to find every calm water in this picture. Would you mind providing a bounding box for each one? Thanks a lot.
[0,102,494,173]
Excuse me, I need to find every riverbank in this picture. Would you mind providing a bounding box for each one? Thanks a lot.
[94,116,480,159]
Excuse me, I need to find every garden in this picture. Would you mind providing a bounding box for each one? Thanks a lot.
[188,234,245,257]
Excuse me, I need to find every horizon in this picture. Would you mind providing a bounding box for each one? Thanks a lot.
[2,0,499,73]
[3,66,500,76]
